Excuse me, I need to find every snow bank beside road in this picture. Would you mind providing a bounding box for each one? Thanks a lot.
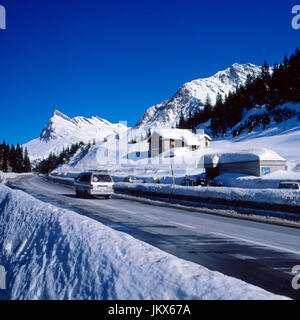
[0,172,33,184]
[115,183,300,207]
[114,183,300,219]
[0,184,287,300]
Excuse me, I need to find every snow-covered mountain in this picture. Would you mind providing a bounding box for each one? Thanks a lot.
[135,63,261,130]
[25,110,128,161]
[24,63,261,162]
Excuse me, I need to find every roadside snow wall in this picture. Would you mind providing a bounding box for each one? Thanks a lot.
[0,172,33,185]
[114,183,300,216]
[0,184,287,300]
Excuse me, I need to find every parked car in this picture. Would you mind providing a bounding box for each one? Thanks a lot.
[180,175,195,186]
[278,181,300,190]
[194,177,224,187]
[209,179,224,187]
[194,177,209,187]
[74,171,114,199]
[123,176,145,183]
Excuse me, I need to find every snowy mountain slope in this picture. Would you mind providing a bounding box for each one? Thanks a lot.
[0,184,288,300]
[135,63,261,130]
[53,103,300,181]
[230,103,300,139]
[211,103,300,163]
[24,110,128,161]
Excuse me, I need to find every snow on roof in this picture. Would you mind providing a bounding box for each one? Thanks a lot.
[200,133,212,141]
[204,148,286,165]
[152,128,210,145]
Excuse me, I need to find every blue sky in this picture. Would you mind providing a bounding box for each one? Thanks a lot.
[0,0,299,144]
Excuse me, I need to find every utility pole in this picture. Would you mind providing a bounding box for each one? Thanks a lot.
[171,164,175,185]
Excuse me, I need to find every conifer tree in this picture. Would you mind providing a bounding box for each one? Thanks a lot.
[23,147,31,172]
[15,144,24,173]
[178,112,186,129]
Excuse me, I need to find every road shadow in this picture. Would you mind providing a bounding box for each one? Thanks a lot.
[62,194,113,201]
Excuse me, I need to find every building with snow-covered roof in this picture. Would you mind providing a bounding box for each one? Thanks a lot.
[148,128,211,158]
[203,148,287,179]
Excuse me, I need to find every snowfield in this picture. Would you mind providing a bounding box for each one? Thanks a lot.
[0,184,288,300]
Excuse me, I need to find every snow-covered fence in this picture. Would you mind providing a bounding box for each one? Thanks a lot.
[47,174,75,186]
[114,183,300,216]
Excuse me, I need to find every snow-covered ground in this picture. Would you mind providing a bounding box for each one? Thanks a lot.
[0,184,288,300]
[0,172,33,184]
[212,103,300,164]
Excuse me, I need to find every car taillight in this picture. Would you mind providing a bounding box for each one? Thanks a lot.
[112,185,114,190]
[90,184,93,190]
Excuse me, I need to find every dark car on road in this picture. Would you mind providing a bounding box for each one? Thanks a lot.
[123,176,145,183]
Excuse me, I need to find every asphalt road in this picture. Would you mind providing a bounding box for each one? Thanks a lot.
[7,175,300,299]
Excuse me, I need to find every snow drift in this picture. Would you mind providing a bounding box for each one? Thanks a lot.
[0,184,288,300]
[115,183,300,208]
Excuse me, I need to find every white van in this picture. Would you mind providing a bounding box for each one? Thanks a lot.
[74,171,114,199]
